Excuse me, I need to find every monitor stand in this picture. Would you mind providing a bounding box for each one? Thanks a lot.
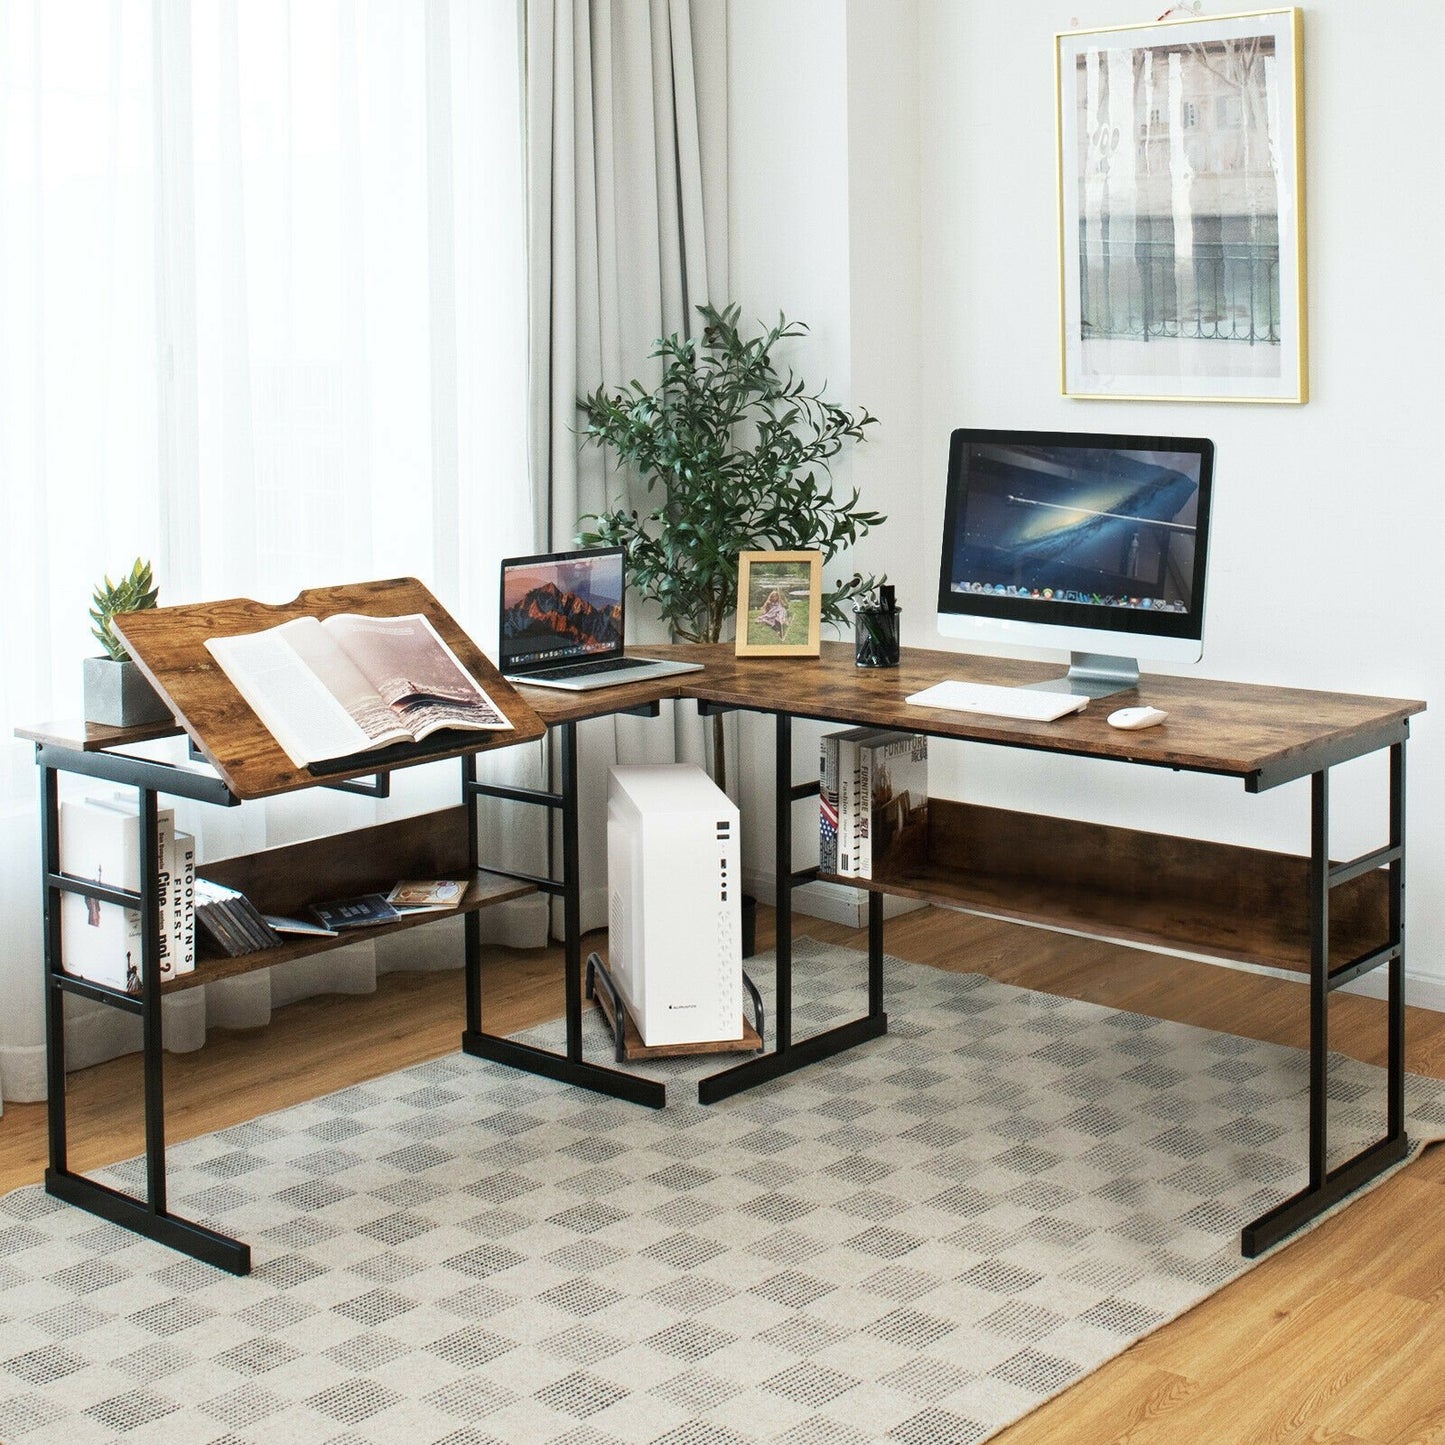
[1027,652,1139,700]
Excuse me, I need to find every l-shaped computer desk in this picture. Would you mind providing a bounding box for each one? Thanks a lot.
[506,640,1422,1259]
[24,629,1424,1266]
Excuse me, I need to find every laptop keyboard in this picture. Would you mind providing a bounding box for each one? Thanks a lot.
[537,656,647,680]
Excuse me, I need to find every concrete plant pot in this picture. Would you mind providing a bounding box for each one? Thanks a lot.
[82,656,172,728]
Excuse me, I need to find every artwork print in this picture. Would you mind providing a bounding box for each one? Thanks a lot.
[1057,8,1305,402]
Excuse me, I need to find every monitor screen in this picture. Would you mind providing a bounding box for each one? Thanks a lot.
[936,429,1214,687]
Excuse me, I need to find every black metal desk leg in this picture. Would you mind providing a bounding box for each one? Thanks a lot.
[462,753,483,1034]
[560,721,584,1063]
[139,792,167,1215]
[461,721,664,1109]
[1388,740,1407,1139]
[774,711,793,1052]
[868,888,885,1018]
[698,711,886,1105]
[1241,749,1411,1256]
[40,766,67,1176]
[41,772,250,1274]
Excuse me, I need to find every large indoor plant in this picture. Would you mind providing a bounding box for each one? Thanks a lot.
[578,302,885,791]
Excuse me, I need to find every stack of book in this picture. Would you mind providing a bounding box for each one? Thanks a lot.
[193,879,283,957]
[59,796,196,993]
[819,729,929,880]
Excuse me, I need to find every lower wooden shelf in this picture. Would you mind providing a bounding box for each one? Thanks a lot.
[161,870,533,993]
[161,804,532,993]
[822,798,1389,975]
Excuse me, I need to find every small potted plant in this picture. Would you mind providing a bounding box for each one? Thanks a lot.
[83,558,172,727]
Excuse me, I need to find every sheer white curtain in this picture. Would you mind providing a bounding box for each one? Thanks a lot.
[0,0,541,1104]
[525,0,729,930]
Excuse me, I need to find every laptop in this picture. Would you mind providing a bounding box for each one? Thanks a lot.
[498,547,704,691]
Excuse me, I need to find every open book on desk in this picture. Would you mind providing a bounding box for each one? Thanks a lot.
[205,612,513,769]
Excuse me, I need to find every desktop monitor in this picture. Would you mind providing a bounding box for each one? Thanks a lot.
[936,428,1215,697]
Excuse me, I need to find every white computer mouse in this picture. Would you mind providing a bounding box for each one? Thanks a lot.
[1107,706,1168,730]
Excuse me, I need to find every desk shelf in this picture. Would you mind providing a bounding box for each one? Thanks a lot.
[168,873,532,991]
[179,807,533,992]
[822,799,1389,976]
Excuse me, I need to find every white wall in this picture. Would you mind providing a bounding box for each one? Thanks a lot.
[727,0,856,906]
[730,1,1445,1000]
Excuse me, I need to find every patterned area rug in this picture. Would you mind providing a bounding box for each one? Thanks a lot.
[2,940,1443,1445]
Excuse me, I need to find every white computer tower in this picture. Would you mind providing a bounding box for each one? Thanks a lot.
[607,763,742,1046]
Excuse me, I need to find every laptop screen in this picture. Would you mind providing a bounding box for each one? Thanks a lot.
[499,547,626,673]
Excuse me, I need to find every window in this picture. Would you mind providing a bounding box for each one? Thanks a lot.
[0,0,534,1103]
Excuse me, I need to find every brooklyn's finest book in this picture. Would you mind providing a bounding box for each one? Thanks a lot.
[59,797,195,991]
[172,830,197,973]
[205,612,512,770]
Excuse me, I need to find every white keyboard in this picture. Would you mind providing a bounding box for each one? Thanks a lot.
[905,679,1089,721]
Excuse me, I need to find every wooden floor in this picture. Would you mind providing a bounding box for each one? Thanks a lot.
[6,904,1445,1443]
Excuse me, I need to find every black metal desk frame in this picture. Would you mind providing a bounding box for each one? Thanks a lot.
[457,685,1412,1255]
[1240,740,1408,1255]
[32,721,667,1274]
[698,703,1411,1257]
[698,710,889,1106]
[31,687,1413,1266]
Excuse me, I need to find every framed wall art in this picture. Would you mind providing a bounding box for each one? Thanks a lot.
[735,550,822,658]
[1056,8,1306,403]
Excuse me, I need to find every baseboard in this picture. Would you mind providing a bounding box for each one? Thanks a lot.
[787,879,872,928]
[1343,967,1445,1012]
[742,870,924,928]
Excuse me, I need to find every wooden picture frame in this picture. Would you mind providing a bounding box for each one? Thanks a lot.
[1056,7,1306,403]
[735,550,822,657]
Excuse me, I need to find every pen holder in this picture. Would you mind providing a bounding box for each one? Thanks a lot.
[854,605,901,668]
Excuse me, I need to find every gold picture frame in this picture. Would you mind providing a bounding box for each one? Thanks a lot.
[1056,7,1306,403]
[735,550,823,658]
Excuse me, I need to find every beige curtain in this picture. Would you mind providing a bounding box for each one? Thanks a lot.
[524,0,730,930]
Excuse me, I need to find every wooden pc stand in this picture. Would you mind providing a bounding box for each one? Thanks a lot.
[584,951,764,1062]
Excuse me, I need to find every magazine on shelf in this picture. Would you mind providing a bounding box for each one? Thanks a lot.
[819,733,842,876]
[386,879,466,911]
[205,611,513,770]
[264,914,339,937]
[310,894,402,931]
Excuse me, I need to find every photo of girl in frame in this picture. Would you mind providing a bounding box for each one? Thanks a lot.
[735,551,823,657]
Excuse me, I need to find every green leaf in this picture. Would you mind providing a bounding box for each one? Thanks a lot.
[88,557,160,661]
